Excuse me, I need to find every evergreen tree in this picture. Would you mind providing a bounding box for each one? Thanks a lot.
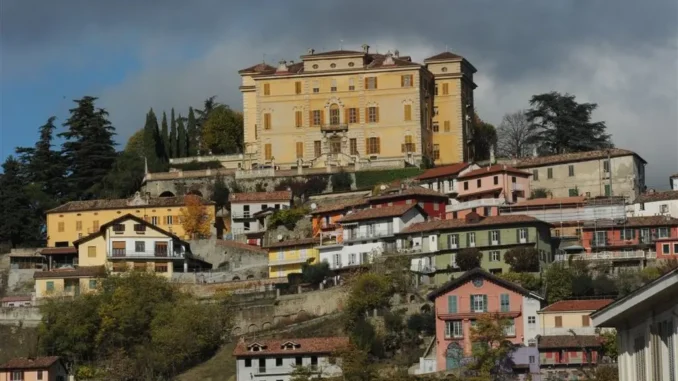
[195,96,218,154]
[161,111,170,160]
[59,96,117,200]
[186,107,198,156]
[0,156,42,247]
[177,115,187,158]
[169,108,177,158]
[201,105,244,155]
[142,108,166,172]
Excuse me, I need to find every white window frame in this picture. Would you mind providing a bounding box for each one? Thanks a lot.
[472,295,485,313]
[468,232,476,247]
[449,234,458,249]
[504,319,516,336]
[519,228,527,243]
[490,251,500,262]
[151,216,159,225]
[166,215,173,225]
[445,320,463,338]
[491,230,500,245]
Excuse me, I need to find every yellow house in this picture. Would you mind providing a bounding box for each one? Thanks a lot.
[45,192,216,247]
[266,237,320,278]
[239,45,476,169]
[537,299,614,336]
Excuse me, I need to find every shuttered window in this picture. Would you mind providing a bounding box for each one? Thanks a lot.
[311,110,323,126]
[350,139,358,155]
[314,141,321,157]
[365,77,378,90]
[347,108,358,123]
[263,83,270,95]
[263,113,271,130]
[295,111,302,127]
[402,135,416,153]
[404,104,412,121]
[442,83,449,95]
[444,121,451,132]
[295,81,302,94]
[366,137,380,155]
[264,144,272,160]
[500,294,510,312]
[88,246,96,258]
[296,142,304,158]
[401,74,413,87]
[447,295,457,313]
[367,107,379,123]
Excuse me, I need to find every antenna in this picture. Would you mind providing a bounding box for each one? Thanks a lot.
[340,40,344,50]
[262,53,266,64]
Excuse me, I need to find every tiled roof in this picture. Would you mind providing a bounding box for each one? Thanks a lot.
[458,164,531,179]
[233,337,349,357]
[427,268,543,301]
[72,214,187,246]
[540,299,614,313]
[265,237,320,249]
[216,239,267,254]
[507,197,586,208]
[310,197,369,215]
[415,163,470,180]
[238,63,276,74]
[634,190,678,204]
[34,266,106,279]
[229,191,293,203]
[338,204,418,223]
[538,335,601,349]
[1,296,32,303]
[582,216,678,229]
[47,195,212,214]
[401,215,547,235]
[40,247,77,255]
[514,148,644,168]
[457,187,504,199]
[369,186,449,202]
[0,356,61,370]
[424,51,464,62]
[671,173,678,178]
[303,50,364,57]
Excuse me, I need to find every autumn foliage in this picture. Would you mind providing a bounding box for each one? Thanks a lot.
[180,195,212,239]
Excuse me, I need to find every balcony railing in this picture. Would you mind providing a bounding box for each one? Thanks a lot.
[561,250,656,262]
[446,198,505,212]
[108,250,184,259]
[231,211,254,219]
[541,327,598,336]
[321,123,349,133]
[269,256,311,266]
[399,246,425,254]
[344,229,394,241]
[416,265,436,274]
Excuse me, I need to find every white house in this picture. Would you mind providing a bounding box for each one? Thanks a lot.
[415,163,479,195]
[671,173,678,190]
[233,337,348,381]
[591,268,678,381]
[229,191,292,243]
[628,190,678,218]
[317,204,427,270]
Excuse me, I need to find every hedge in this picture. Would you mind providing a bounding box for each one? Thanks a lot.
[170,160,223,171]
[354,167,423,189]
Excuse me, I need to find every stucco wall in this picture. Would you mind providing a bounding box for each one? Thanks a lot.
[0,306,42,327]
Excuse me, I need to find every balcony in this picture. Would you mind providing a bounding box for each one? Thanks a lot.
[399,246,425,254]
[511,183,525,192]
[446,198,505,212]
[565,250,655,262]
[438,306,521,320]
[344,229,394,241]
[231,211,254,219]
[269,256,311,266]
[416,265,436,274]
[108,250,184,259]
[541,327,598,336]
[321,123,349,133]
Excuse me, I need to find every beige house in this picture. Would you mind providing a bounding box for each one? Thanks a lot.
[538,299,613,336]
[239,45,476,169]
[514,148,646,202]
[0,356,68,381]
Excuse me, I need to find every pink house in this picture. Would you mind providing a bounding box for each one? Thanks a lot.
[427,268,544,371]
[447,165,532,220]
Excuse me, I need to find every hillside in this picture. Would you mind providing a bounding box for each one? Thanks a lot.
[0,325,40,364]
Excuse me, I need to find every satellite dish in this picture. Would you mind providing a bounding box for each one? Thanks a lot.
[380,184,387,190]
[310,203,317,210]
[277,234,284,241]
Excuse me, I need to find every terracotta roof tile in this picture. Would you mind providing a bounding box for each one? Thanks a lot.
[238,63,276,74]
[671,173,678,178]
[514,148,644,168]
[0,356,61,370]
[233,337,349,357]
[47,195,213,214]
[540,299,614,313]
[216,239,267,254]
[265,237,320,249]
[1,296,32,303]
[634,190,678,204]
[369,186,449,202]
[428,268,543,301]
[459,164,531,179]
[415,163,470,180]
[34,266,106,279]
[303,50,364,57]
[424,51,464,62]
[40,247,77,255]
[507,197,586,208]
[457,187,504,199]
[310,197,369,215]
[229,191,293,203]
[338,204,418,223]
[538,335,601,349]
[582,216,678,229]
[401,214,548,235]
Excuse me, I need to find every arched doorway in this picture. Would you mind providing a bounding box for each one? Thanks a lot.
[446,342,463,370]
[159,191,175,197]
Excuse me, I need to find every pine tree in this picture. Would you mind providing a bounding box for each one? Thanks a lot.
[0,156,42,247]
[161,111,170,160]
[169,108,177,158]
[59,96,117,200]
[186,107,198,156]
[177,115,187,158]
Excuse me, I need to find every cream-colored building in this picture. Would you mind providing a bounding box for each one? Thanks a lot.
[239,45,476,169]
[538,299,613,336]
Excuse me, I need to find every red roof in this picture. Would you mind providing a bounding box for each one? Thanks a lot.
[229,191,293,203]
[369,186,449,202]
[457,187,504,199]
[458,164,531,179]
[233,337,349,357]
[338,204,419,223]
[0,356,60,370]
[415,163,470,180]
[40,247,77,255]
[401,214,547,234]
[538,335,601,349]
[424,51,464,62]
[540,299,614,313]
[514,148,645,168]
[310,197,369,215]
[34,266,106,279]
[1,296,32,303]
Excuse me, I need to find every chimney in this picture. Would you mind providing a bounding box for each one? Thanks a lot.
[362,44,370,54]
[289,60,295,65]
[490,145,496,164]
[532,146,538,157]
[276,60,288,72]
[307,48,315,55]
[394,49,400,58]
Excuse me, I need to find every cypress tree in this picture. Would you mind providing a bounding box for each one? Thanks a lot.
[143,108,164,172]
[187,107,198,156]
[169,108,177,158]
[161,111,170,160]
[177,115,187,158]
[0,156,43,247]
[59,96,117,200]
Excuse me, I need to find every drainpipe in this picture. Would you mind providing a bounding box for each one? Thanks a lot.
[608,150,613,197]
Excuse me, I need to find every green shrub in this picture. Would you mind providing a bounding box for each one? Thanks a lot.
[330,170,353,192]
[170,160,223,171]
[456,248,482,271]
[268,207,308,230]
[354,167,423,189]
[301,262,332,285]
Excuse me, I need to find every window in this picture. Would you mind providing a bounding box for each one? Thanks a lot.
[265,144,273,160]
[365,77,377,90]
[155,264,168,273]
[329,106,340,125]
[76,220,82,231]
[350,138,358,155]
[582,315,590,327]
[263,113,271,130]
[404,104,412,121]
[528,316,536,325]
[314,141,322,157]
[476,179,481,188]
[640,202,645,211]
[433,144,440,160]
[366,137,380,155]
[463,181,468,190]
[37,370,43,380]
[330,63,336,68]
[490,251,500,262]
[348,78,355,91]
[367,106,379,123]
[295,81,302,94]
[89,279,97,289]
[348,108,358,123]
[401,74,413,87]
[444,120,450,132]
[295,357,303,366]
[500,294,510,312]
[88,246,96,258]
[433,106,439,116]
[529,355,535,364]
[295,110,302,128]
[674,243,678,254]
[547,168,553,179]
[296,142,304,159]
[449,234,459,249]
[555,316,563,327]
[245,358,252,367]
[603,159,610,173]
[491,176,498,186]
[133,223,145,232]
[660,204,669,214]
[263,83,270,95]
[490,230,500,245]
[472,295,486,312]
[658,227,669,238]
[166,215,173,225]
[93,220,100,230]
[468,232,476,247]
[533,169,539,181]
[135,241,145,253]
[620,228,635,240]
[432,122,439,132]
[402,135,415,153]
[330,138,341,154]
[151,216,159,225]
[663,244,671,254]
[518,228,528,242]
[311,110,322,126]
[330,79,337,92]
[46,281,54,292]
[442,83,449,95]
[311,356,318,367]
[58,222,64,232]
[568,165,575,176]
[312,81,319,93]
[445,320,463,338]
[10,371,23,381]
[276,358,283,366]
[604,184,611,196]
[504,319,516,336]
[435,84,438,95]
[569,188,578,196]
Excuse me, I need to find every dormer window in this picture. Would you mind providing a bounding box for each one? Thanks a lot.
[247,343,267,352]
[281,341,300,350]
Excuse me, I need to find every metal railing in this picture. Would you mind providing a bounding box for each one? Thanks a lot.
[345,229,394,241]
[560,250,656,261]
[321,123,349,132]
[417,265,436,274]
[541,327,598,336]
[268,256,310,266]
[511,183,525,191]
[446,198,505,212]
[108,250,183,258]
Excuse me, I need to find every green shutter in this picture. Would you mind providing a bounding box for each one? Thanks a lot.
[470,295,474,312]
[501,294,509,312]
[516,229,519,243]
[46,281,54,291]
[466,233,470,247]
[488,231,492,244]
[497,231,501,245]
[440,234,447,250]
[448,295,457,313]
[483,295,488,312]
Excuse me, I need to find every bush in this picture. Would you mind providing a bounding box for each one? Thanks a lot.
[354,167,423,189]
[274,176,329,200]
[503,247,540,272]
[301,262,332,285]
[268,207,308,230]
[406,311,435,336]
[456,248,482,271]
[529,188,552,199]
[330,170,352,192]
[170,160,222,171]
[499,272,541,291]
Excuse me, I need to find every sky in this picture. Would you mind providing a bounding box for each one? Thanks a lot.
[1,0,677,189]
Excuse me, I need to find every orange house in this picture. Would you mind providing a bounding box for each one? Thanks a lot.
[310,197,369,244]
[0,356,68,381]
[582,216,678,254]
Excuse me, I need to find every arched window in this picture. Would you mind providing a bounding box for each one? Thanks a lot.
[329,104,340,125]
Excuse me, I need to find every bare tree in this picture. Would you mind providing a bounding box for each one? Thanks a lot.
[496,110,535,158]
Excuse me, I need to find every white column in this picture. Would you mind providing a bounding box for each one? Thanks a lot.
[183,259,188,273]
